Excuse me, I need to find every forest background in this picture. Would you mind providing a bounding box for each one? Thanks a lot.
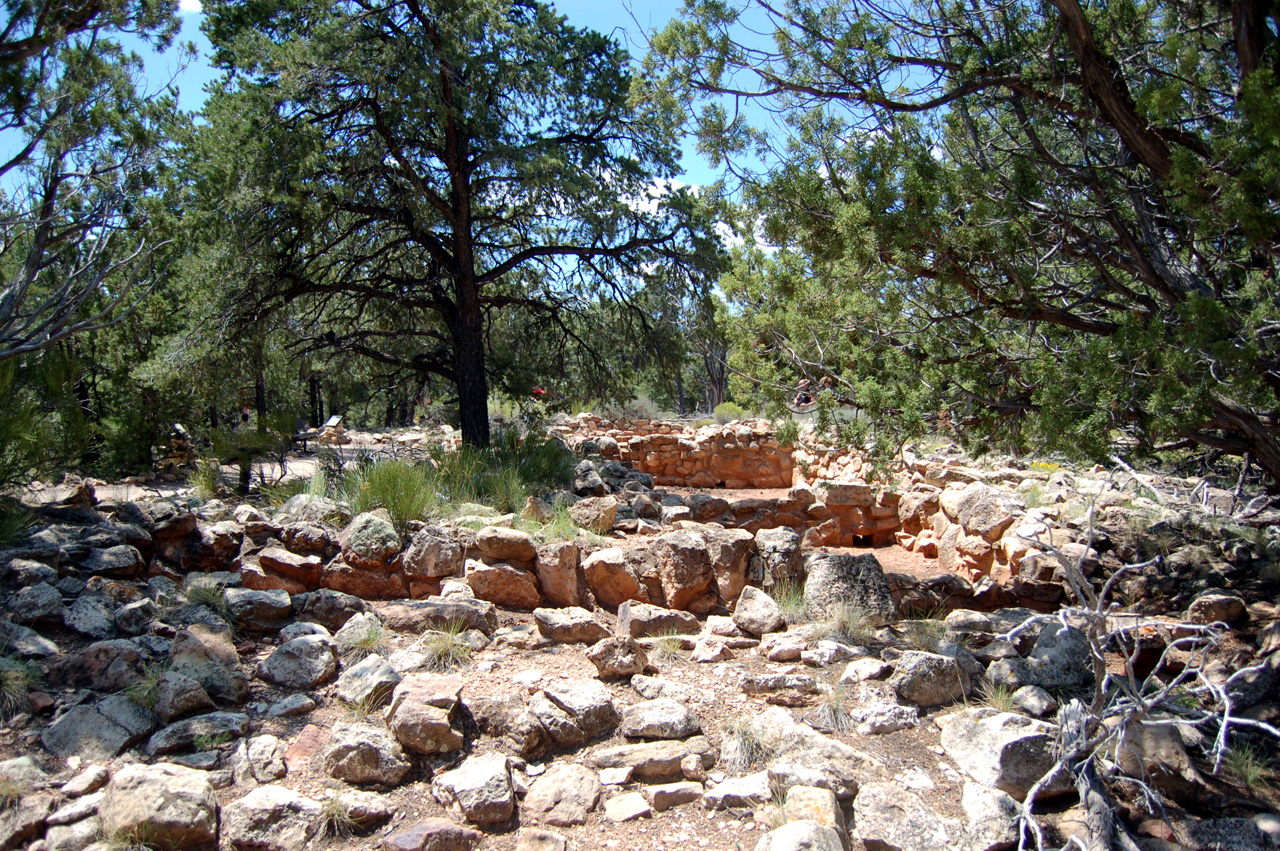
[1,0,1278,495]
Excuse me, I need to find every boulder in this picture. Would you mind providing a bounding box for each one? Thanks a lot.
[320,721,412,787]
[617,601,699,637]
[224,587,292,632]
[937,708,1071,801]
[733,586,785,635]
[42,696,154,760]
[533,607,610,644]
[586,636,649,679]
[642,781,703,811]
[753,821,844,851]
[620,699,701,740]
[291,589,370,631]
[852,780,965,851]
[229,734,289,785]
[523,763,602,826]
[534,541,582,609]
[83,544,144,578]
[221,784,321,851]
[703,527,757,603]
[652,530,716,611]
[803,554,897,625]
[169,623,248,704]
[336,654,402,708]
[63,596,117,639]
[476,526,537,563]
[754,527,804,587]
[432,752,515,826]
[339,513,401,570]
[890,651,972,707]
[385,673,466,756]
[568,496,618,534]
[464,559,541,610]
[10,582,63,623]
[588,736,718,782]
[703,771,771,809]
[402,525,464,579]
[986,623,1091,691]
[582,547,645,609]
[527,679,619,746]
[153,671,216,725]
[256,635,338,689]
[381,818,483,851]
[963,781,1021,851]
[1187,592,1247,625]
[145,711,248,756]
[98,763,218,851]
[382,818,483,851]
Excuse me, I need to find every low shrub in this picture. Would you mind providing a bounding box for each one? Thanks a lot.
[713,401,747,424]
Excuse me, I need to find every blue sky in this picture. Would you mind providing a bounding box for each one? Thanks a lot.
[160,0,723,187]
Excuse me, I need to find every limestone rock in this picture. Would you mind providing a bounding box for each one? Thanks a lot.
[937,708,1071,801]
[256,635,338,689]
[403,525,464,579]
[586,635,649,679]
[221,784,321,851]
[753,820,844,851]
[986,623,1092,691]
[154,670,215,725]
[852,780,964,851]
[169,623,248,704]
[339,513,401,570]
[1187,592,1247,625]
[803,554,897,625]
[336,654,402,708]
[523,763,602,826]
[535,541,582,608]
[733,586,786,636]
[617,600,699,637]
[620,698,701,740]
[432,752,515,826]
[642,781,703,811]
[229,734,289,785]
[890,651,971,707]
[581,547,645,608]
[569,496,618,535]
[385,673,466,756]
[381,817,482,851]
[465,559,541,610]
[652,530,716,612]
[98,763,218,851]
[321,721,412,787]
[516,828,569,851]
[476,526,537,563]
[603,791,651,822]
[145,711,248,756]
[963,781,1021,851]
[528,679,619,746]
[588,736,718,783]
[703,771,771,809]
[533,607,610,644]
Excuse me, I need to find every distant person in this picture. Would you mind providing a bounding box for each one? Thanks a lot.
[793,379,813,407]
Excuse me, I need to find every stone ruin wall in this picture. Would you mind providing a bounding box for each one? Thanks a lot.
[559,414,1067,612]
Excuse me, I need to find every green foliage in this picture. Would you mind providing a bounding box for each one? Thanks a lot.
[0,501,33,549]
[647,631,686,665]
[775,418,800,447]
[337,461,434,532]
[902,619,945,652]
[335,618,389,664]
[0,363,44,491]
[189,459,224,500]
[647,0,1280,482]
[320,796,361,839]
[0,778,27,810]
[713,401,747,424]
[192,732,234,752]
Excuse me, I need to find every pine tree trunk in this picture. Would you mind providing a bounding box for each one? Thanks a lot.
[452,296,490,448]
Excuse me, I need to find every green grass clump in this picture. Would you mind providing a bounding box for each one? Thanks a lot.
[1223,743,1276,791]
[125,663,168,710]
[771,578,808,625]
[720,715,773,774]
[811,602,877,646]
[192,732,234,751]
[811,684,852,733]
[419,622,473,672]
[186,579,230,617]
[258,476,310,507]
[336,619,389,663]
[977,682,1018,713]
[0,656,41,718]
[320,795,361,838]
[647,631,685,665]
[338,460,435,531]
[0,500,32,548]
